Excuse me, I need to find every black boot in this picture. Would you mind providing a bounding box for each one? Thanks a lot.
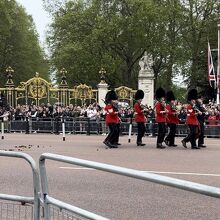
[157,143,166,149]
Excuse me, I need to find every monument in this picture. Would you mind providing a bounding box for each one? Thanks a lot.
[97,68,109,107]
[138,52,154,107]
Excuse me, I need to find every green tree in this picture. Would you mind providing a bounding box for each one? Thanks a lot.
[45,0,220,100]
[180,0,220,88]
[0,0,49,87]
[46,0,159,88]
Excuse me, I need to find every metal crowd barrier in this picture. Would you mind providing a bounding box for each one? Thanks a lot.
[0,151,41,220]
[39,153,220,220]
[2,117,220,138]
[39,153,108,220]
[2,151,220,219]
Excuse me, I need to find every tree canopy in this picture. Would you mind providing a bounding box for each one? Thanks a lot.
[0,0,49,87]
[45,0,219,97]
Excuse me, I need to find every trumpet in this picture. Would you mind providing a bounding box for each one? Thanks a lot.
[192,104,202,114]
[140,104,148,110]
[158,100,168,114]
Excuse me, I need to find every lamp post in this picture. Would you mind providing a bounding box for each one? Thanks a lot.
[35,72,39,106]
[59,68,68,105]
[60,68,68,87]
[5,66,15,107]
[5,66,14,86]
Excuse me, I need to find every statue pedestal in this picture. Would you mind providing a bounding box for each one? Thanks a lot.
[97,81,108,107]
[138,70,154,108]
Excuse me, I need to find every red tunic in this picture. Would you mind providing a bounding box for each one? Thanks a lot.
[105,104,119,125]
[155,101,167,123]
[134,102,146,123]
[185,104,199,125]
[166,104,179,124]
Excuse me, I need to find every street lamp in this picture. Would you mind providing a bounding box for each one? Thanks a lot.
[5,66,14,86]
[60,68,68,87]
[60,67,67,77]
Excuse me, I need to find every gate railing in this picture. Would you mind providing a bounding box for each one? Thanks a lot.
[0,151,41,220]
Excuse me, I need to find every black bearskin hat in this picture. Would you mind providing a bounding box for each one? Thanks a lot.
[135,90,144,100]
[155,87,166,100]
[187,89,198,101]
[105,90,118,104]
[166,91,176,102]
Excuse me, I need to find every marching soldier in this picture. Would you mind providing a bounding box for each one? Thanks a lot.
[164,91,179,147]
[134,90,147,146]
[196,96,207,148]
[103,90,120,149]
[181,89,200,149]
[155,87,168,149]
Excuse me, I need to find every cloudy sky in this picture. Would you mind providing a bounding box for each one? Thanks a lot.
[16,0,51,45]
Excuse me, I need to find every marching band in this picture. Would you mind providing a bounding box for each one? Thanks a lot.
[0,89,208,150]
[102,88,207,150]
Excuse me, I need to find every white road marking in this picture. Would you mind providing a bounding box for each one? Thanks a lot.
[59,167,220,177]
[59,167,94,170]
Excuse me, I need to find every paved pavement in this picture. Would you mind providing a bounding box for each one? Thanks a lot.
[0,133,220,220]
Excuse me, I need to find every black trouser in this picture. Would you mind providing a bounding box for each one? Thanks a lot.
[183,124,197,147]
[157,122,166,145]
[165,123,176,146]
[104,123,119,144]
[198,121,204,146]
[137,122,146,144]
[112,123,120,144]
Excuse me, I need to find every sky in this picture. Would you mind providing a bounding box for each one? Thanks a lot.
[16,0,51,45]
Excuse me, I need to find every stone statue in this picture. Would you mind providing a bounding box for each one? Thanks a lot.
[139,52,153,71]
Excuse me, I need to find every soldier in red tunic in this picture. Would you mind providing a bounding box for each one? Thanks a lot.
[134,90,147,146]
[103,90,120,149]
[181,89,200,149]
[155,87,168,149]
[164,91,179,147]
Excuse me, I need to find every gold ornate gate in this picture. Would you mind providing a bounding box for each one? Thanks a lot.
[16,72,53,106]
[115,86,136,105]
[0,67,135,107]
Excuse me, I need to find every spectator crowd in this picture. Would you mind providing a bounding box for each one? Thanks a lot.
[0,100,220,126]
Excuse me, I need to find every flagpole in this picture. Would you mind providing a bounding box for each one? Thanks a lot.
[217,24,220,104]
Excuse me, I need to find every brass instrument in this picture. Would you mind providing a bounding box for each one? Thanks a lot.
[112,102,119,112]
[160,100,169,114]
[192,104,202,114]
[140,104,148,109]
[140,104,149,116]
[171,103,181,115]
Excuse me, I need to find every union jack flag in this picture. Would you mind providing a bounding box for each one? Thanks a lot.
[208,42,216,88]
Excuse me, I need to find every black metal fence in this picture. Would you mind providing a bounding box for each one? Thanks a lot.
[2,117,220,138]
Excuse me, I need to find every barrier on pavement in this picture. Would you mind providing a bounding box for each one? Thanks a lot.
[2,152,220,219]
[39,153,220,220]
[3,118,220,138]
[0,151,40,220]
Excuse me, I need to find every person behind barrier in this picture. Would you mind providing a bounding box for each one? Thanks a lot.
[134,90,147,146]
[196,96,208,148]
[103,90,120,149]
[155,87,168,149]
[164,91,179,147]
[181,89,200,149]
[146,106,155,137]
